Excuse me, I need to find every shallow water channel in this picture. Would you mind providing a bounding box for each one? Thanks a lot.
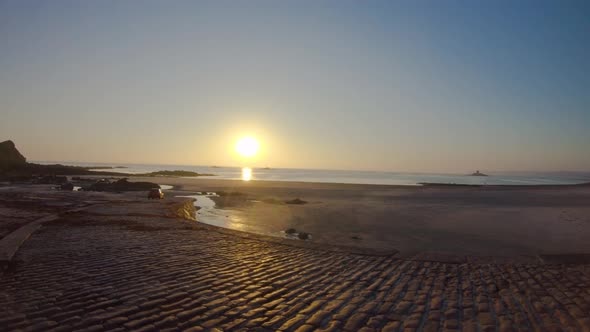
[177,193,249,230]
[176,193,311,241]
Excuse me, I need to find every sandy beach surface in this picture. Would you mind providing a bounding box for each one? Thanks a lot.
[130,176,590,260]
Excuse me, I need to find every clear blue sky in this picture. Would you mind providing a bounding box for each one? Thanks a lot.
[1,0,588,172]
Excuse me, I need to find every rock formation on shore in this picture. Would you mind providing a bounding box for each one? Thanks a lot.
[0,140,26,170]
[83,178,159,192]
[0,140,125,179]
[0,140,215,182]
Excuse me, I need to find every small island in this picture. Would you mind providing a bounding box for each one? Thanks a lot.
[470,170,488,176]
[135,170,215,177]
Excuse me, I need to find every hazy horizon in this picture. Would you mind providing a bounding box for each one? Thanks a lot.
[2,1,589,173]
[29,158,590,175]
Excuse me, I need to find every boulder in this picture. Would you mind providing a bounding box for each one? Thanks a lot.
[298,232,311,240]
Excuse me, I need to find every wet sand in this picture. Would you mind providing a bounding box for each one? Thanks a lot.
[130,176,590,259]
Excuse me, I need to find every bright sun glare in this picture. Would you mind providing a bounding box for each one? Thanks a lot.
[235,137,259,158]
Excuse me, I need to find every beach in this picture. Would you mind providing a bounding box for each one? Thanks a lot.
[130,176,590,261]
[2,182,590,331]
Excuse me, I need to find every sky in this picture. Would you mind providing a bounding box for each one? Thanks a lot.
[1,0,589,172]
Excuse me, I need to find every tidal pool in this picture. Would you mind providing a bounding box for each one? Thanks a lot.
[176,193,308,240]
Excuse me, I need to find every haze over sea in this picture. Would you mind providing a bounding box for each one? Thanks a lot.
[36,161,590,186]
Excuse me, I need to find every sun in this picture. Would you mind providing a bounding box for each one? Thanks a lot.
[235,136,259,158]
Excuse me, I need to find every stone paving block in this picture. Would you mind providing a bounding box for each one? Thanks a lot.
[342,312,368,331]
[278,314,306,331]
[382,320,401,332]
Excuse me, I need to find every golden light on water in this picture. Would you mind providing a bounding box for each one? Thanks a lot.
[235,136,259,158]
[242,167,252,181]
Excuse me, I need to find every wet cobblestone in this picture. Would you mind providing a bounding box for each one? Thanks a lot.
[1,212,590,331]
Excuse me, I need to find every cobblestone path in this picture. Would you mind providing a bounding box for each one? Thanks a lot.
[1,210,590,332]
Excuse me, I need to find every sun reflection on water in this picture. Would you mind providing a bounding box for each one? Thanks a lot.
[242,167,252,181]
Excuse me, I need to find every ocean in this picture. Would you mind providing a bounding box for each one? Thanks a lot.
[35,161,590,186]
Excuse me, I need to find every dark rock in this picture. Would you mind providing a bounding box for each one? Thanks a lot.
[285,228,297,234]
[298,232,311,240]
[60,182,74,191]
[85,178,159,192]
[285,198,307,205]
[0,140,26,170]
[351,236,362,240]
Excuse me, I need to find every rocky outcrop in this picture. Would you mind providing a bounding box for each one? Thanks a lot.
[0,140,26,170]
[84,178,160,192]
[0,140,129,180]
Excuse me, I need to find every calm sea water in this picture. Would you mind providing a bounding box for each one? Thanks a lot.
[35,161,590,186]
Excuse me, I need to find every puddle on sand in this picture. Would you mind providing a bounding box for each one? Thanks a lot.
[177,193,248,231]
[177,193,312,241]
